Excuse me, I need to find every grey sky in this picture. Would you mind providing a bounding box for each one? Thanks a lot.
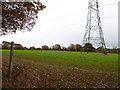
[0,0,119,48]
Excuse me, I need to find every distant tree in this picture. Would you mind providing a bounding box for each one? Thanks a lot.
[75,44,82,51]
[2,41,10,49]
[107,48,120,54]
[1,1,46,35]
[35,48,41,50]
[54,44,61,50]
[42,45,49,50]
[118,48,120,54]
[111,48,118,54]
[29,46,36,50]
[2,44,9,49]
[68,44,76,51]
[49,46,54,50]
[62,46,67,51]
[14,44,23,50]
[23,47,28,50]
[83,43,95,53]
[96,47,104,53]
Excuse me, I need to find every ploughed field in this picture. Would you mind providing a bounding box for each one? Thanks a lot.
[2,50,118,88]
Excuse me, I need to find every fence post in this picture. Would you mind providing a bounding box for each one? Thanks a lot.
[8,41,14,81]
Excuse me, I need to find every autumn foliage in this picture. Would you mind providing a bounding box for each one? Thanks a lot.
[1,2,46,36]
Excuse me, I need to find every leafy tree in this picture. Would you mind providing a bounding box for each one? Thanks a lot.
[35,47,41,50]
[75,44,82,51]
[62,46,67,51]
[42,45,49,50]
[54,44,61,50]
[1,1,46,35]
[14,44,23,50]
[68,44,76,51]
[29,46,36,50]
[2,41,10,49]
[83,43,95,53]
[49,46,54,50]
[23,47,28,50]
[2,44,9,49]
[96,47,104,53]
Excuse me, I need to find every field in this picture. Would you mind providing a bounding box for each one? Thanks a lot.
[2,50,118,88]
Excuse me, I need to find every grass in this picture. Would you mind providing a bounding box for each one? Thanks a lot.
[1,50,118,88]
[1,50,118,72]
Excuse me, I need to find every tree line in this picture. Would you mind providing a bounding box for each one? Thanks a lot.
[1,41,120,54]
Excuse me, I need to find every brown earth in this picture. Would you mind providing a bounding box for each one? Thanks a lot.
[2,56,118,88]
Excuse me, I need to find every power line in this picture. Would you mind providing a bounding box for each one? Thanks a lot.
[38,21,86,33]
[36,8,87,27]
[35,16,117,34]
[32,2,118,36]
[100,2,118,7]
[36,2,117,27]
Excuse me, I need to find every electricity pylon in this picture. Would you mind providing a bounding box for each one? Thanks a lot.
[83,0,107,54]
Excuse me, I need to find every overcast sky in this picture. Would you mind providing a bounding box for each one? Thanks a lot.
[0,0,119,48]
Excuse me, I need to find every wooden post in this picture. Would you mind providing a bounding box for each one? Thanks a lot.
[8,42,14,81]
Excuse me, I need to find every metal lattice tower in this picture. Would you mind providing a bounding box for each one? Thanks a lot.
[83,0,107,54]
